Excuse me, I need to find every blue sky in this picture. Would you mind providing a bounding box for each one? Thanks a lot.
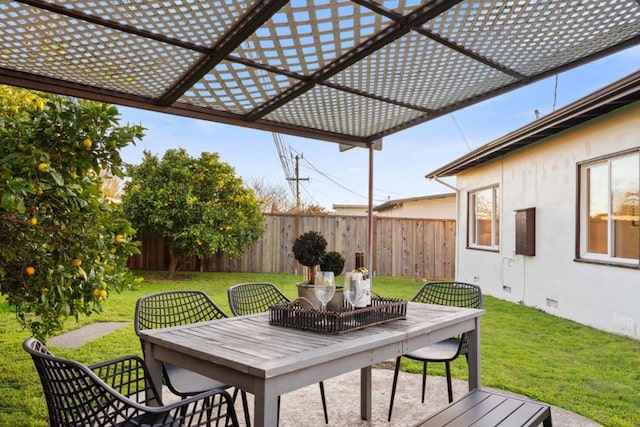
[117,45,640,210]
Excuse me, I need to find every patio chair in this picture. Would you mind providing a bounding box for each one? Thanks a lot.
[134,290,250,425]
[227,282,329,425]
[23,337,239,427]
[388,281,483,421]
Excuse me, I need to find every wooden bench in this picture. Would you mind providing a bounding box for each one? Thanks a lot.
[414,389,553,427]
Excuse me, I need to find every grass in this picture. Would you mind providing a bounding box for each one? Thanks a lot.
[1,272,638,426]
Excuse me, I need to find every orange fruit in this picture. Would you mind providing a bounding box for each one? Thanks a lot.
[27,217,37,226]
[37,163,48,172]
[114,234,124,243]
[82,138,92,148]
[72,259,82,267]
[92,288,100,297]
[99,289,107,298]
[25,266,35,276]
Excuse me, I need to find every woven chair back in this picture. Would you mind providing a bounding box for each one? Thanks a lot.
[412,281,482,354]
[23,338,159,426]
[135,290,227,334]
[227,282,289,316]
[412,281,483,309]
[24,337,240,427]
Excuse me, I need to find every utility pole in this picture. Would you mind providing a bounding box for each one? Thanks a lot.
[287,154,309,212]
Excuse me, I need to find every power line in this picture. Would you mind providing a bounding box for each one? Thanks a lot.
[287,153,309,211]
[272,133,296,198]
[450,113,473,152]
[273,134,313,210]
[299,154,393,203]
[279,145,419,207]
[552,74,559,112]
[301,155,370,199]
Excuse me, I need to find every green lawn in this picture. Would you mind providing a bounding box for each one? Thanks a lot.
[1,272,638,426]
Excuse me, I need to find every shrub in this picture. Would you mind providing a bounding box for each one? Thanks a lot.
[292,231,327,267]
[320,251,345,277]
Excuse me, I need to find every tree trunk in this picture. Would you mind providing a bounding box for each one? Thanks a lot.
[168,246,179,280]
[305,265,318,283]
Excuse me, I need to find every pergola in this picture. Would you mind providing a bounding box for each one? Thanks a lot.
[1,0,639,148]
[1,0,639,268]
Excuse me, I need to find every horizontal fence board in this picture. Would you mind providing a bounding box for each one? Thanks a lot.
[128,214,455,279]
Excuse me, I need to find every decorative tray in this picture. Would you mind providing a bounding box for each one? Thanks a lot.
[269,297,407,334]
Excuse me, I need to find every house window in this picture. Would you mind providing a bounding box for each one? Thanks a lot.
[468,186,499,250]
[580,151,640,264]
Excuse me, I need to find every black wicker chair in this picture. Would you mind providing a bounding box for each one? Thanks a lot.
[227,282,293,317]
[135,290,250,425]
[227,282,329,425]
[388,281,483,421]
[23,337,239,427]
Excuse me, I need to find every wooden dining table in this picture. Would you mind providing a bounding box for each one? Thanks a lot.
[139,302,485,427]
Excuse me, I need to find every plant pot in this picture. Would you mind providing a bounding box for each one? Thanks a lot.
[296,282,344,312]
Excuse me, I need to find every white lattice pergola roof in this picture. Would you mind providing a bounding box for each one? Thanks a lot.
[1,0,639,146]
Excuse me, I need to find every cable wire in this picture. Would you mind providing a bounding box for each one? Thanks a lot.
[298,153,391,202]
[552,74,559,111]
[451,113,473,152]
[272,132,296,197]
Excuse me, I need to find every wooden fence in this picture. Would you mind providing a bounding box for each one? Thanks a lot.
[128,214,455,279]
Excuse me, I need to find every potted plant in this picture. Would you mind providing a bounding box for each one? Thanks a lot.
[292,231,344,310]
[292,230,327,283]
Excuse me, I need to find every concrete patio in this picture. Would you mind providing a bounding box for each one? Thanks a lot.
[234,369,600,427]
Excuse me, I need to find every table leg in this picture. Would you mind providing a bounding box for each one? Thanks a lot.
[143,341,163,406]
[467,317,481,390]
[360,366,372,420]
[253,380,279,427]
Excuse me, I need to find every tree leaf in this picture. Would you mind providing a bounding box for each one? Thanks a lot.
[1,192,15,210]
[49,170,64,186]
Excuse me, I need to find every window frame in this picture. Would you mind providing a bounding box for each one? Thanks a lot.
[577,149,640,266]
[467,184,500,251]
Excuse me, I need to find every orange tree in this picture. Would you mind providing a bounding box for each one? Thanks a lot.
[0,86,143,340]
[122,148,265,279]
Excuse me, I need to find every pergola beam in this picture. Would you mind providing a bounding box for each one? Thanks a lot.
[247,0,462,120]
[158,0,291,106]
[14,0,208,53]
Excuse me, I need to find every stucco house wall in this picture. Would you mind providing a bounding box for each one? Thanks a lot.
[373,193,456,219]
[332,204,368,216]
[453,102,639,340]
